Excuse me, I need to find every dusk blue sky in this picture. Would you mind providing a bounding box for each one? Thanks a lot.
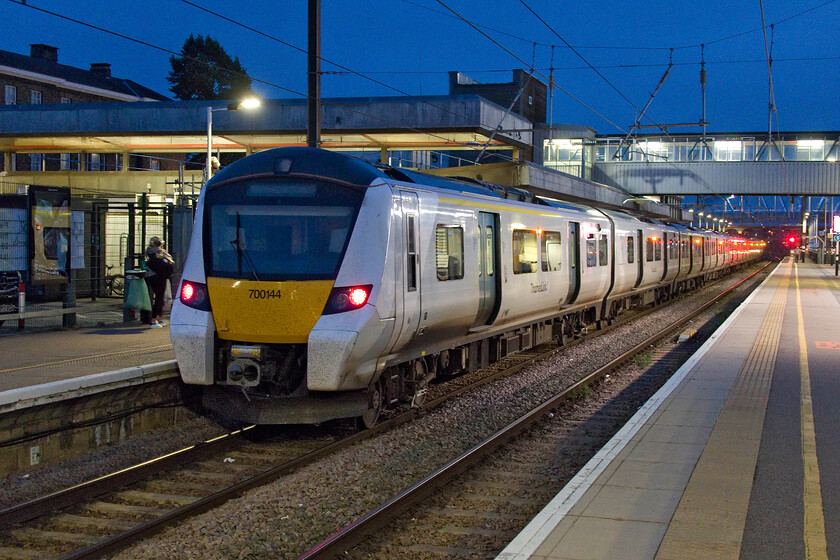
[4,0,839,134]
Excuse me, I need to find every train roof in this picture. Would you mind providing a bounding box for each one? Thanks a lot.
[207,146,390,189]
[209,147,549,206]
[206,148,681,227]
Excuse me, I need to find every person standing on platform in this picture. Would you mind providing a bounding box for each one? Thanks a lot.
[145,236,174,328]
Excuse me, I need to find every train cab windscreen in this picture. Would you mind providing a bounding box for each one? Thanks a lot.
[204,179,365,281]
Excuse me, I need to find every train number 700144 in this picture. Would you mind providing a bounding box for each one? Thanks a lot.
[248,289,281,299]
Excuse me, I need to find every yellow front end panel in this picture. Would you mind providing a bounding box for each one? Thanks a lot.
[207,278,335,343]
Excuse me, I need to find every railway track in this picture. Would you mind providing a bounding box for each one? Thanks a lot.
[0,263,774,560]
[298,261,774,559]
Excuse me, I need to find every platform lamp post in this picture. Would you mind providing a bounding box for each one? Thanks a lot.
[206,97,262,184]
[687,208,694,225]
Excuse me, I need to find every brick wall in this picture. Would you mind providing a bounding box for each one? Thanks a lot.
[1,74,117,105]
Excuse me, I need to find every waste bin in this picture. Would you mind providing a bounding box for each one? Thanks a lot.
[123,269,150,322]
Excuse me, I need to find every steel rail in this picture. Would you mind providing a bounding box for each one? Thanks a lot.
[0,426,250,530]
[297,260,775,559]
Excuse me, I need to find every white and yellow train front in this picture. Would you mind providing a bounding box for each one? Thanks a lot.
[170,148,398,423]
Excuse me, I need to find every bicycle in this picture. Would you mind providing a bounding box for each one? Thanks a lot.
[104,265,125,296]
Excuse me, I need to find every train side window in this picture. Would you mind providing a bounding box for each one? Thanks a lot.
[645,237,654,262]
[654,238,662,261]
[627,236,635,264]
[406,215,417,291]
[436,225,464,281]
[586,237,597,267]
[669,238,678,260]
[541,230,562,271]
[599,234,608,266]
[512,229,537,274]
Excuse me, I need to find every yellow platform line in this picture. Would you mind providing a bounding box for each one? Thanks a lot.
[0,344,174,374]
[796,263,828,560]
[656,258,791,559]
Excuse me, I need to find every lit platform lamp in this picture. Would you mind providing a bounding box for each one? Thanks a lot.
[206,97,261,183]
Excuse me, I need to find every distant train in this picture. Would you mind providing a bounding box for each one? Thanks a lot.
[170,147,761,427]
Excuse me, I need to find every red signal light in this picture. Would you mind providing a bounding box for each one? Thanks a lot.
[788,236,796,244]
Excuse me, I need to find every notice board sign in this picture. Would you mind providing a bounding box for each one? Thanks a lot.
[29,186,71,285]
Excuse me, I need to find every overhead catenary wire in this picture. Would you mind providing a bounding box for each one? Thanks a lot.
[434,0,627,133]
[434,1,731,214]
[404,0,838,53]
[177,0,508,136]
[337,55,840,76]
[519,0,644,115]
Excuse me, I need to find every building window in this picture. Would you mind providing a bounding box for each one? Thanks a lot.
[60,153,71,170]
[31,90,42,104]
[512,229,538,274]
[4,85,16,105]
[30,154,44,171]
[61,97,71,104]
[86,153,101,171]
[435,225,464,281]
[540,231,562,271]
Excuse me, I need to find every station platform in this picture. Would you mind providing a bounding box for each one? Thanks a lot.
[498,257,840,560]
[0,301,174,398]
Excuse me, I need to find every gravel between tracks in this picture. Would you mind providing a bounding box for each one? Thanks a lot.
[105,267,764,560]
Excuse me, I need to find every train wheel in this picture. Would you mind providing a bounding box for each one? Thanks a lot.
[409,359,429,408]
[438,350,451,375]
[361,377,383,429]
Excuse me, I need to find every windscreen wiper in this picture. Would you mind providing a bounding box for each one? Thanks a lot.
[230,212,261,281]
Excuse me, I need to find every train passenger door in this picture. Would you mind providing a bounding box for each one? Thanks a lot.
[568,222,581,303]
[634,229,643,288]
[399,191,421,341]
[472,212,500,326]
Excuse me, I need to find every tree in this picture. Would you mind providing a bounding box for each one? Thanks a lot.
[167,34,253,100]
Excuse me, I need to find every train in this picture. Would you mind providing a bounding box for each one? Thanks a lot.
[169,147,762,427]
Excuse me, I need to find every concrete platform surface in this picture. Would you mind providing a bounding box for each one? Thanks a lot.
[0,299,173,393]
[499,258,840,560]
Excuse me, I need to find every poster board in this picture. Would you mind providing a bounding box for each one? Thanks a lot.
[29,186,71,285]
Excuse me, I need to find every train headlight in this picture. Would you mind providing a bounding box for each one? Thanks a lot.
[323,285,372,315]
[180,280,211,311]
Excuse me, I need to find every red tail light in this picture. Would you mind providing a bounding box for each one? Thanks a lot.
[180,280,211,311]
[323,285,372,315]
